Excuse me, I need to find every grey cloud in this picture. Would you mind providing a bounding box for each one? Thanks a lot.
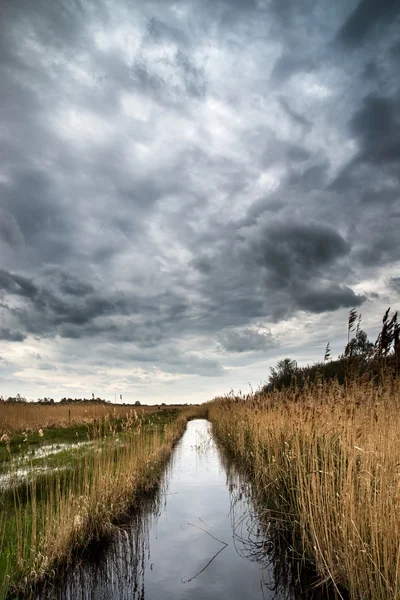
[58,276,95,297]
[389,277,400,293]
[279,97,313,132]
[94,344,225,377]
[164,355,225,377]
[294,284,365,314]
[129,47,207,103]
[0,209,25,247]
[239,198,286,228]
[189,255,213,274]
[287,145,311,163]
[146,16,189,46]
[269,0,313,27]
[219,327,277,353]
[0,266,195,346]
[350,94,400,164]
[246,221,350,285]
[0,268,119,332]
[38,363,57,371]
[1,169,74,264]
[288,163,330,190]
[0,268,39,299]
[337,0,400,47]
[353,214,400,268]
[363,61,379,80]
[271,53,314,83]
[0,327,27,342]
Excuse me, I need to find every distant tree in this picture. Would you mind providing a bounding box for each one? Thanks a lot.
[7,393,27,403]
[135,400,141,406]
[343,311,374,363]
[344,328,374,359]
[268,358,298,391]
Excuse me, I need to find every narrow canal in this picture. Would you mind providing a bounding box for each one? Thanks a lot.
[38,419,321,600]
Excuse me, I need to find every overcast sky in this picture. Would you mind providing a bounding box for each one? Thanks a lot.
[1,0,399,403]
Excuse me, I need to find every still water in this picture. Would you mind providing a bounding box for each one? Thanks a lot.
[39,420,320,600]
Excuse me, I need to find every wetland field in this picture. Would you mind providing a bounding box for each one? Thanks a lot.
[0,403,202,598]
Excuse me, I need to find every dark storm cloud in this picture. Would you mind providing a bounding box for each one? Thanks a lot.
[337,0,400,47]
[0,328,27,342]
[57,275,94,297]
[183,218,363,330]
[354,222,400,268]
[295,284,364,313]
[0,0,399,394]
[0,269,39,300]
[1,267,119,332]
[219,327,277,353]
[349,94,400,164]
[0,266,196,352]
[245,222,350,286]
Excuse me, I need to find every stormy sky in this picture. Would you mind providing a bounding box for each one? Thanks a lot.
[0,0,399,403]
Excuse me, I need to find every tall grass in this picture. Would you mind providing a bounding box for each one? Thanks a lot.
[0,402,185,434]
[0,407,203,598]
[209,375,400,599]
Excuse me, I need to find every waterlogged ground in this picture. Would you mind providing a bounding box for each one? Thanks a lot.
[0,441,94,489]
[37,420,325,600]
[0,411,177,491]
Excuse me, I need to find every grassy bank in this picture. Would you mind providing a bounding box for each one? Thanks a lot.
[0,406,204,599]
[209,376,400,600]
[0,408,181,463]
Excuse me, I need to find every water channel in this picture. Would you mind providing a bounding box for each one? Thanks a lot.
[38,419,326,600]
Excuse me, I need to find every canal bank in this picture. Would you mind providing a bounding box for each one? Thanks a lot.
[36,419,334,600]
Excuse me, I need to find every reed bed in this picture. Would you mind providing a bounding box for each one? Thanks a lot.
[0,407,203,598]
[209,376,400,600]
[0,402,185,434]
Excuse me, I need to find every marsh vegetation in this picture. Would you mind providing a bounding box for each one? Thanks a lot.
[0,405,202,598]
[209,310,400,600]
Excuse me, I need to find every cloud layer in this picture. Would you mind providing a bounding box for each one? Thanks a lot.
[0,0,399,401]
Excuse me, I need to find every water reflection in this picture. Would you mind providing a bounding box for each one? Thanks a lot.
[224,457,338,600]
[37,420,336,600]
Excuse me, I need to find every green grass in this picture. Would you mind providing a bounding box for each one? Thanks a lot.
[0,410,180,466]
[0,423,93,463]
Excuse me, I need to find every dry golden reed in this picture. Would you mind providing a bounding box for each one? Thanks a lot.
[209,375,400,600]
[0,402,184,434]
